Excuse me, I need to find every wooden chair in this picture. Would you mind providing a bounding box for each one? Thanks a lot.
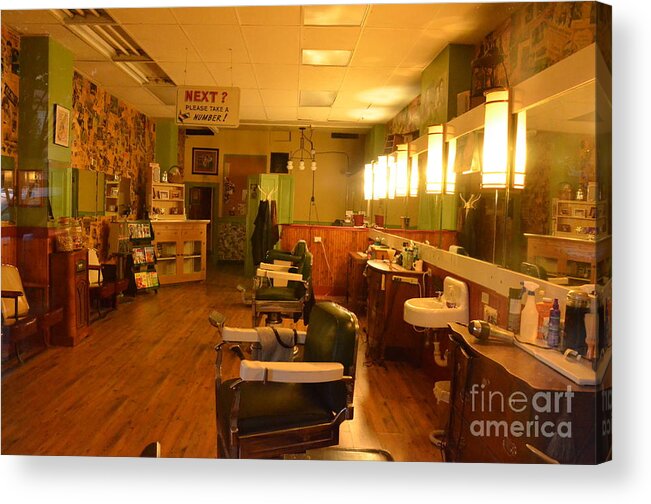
[88,248,126,320]
[1,264,63,363]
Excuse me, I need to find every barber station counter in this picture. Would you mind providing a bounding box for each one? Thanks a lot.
[445,322,611,464]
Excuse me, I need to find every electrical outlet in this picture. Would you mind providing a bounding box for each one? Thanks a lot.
[483,305,498,325]
[314,236,322,243]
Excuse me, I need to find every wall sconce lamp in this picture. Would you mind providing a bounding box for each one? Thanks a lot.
[513,110,527,189]
[426,124,445,194]
[363,162,374,201]
[387,152,397,200]
[481,88,510,189]
[445,137,456,195]
[394,144,409,198]
[287,126,317,171]
[409,154,419,197]
[373,155,388,200]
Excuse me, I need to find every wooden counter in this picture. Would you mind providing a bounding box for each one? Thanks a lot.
[346,251,368,314]
[365,259,428,364]
[151,220,208,285]
[445,323,611,464]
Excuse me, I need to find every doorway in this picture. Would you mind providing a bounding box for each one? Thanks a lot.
[187,185,218,255]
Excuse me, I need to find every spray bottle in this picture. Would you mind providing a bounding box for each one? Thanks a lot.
[519,281,540,342]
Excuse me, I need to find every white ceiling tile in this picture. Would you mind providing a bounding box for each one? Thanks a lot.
[75,61,143,87]
[301,27,361,51]
[156,61,215,86]
[298,107,332,122]
[108,8,177,25]
[135,104,176,119]
[264,106,298,121]
[103,85,164,106]
[241,26,300,65]
[254,64,299,90]
[332,91,372,108]
[239,89,264,108]
[299,66,346,91]
[1,10,59,25]
[260,89,298,108]
[299,90,337,107]
[205,63,257,89]
[239,106,268,121]
[302,5,368,27]
[7,24,110,62]
[340,67,394,93]
[122,24,202,62]
[172,7,239,25]
[400,33,448,68]
[182,24,248,63]
[351,28,417,67]
[236,6,301,26]
[365,4,441,29]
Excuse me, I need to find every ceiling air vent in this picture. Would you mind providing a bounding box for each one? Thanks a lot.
[331,132,359,139]
[186,129,216,136]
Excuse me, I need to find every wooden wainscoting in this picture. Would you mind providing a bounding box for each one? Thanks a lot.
[1,223,18,265]
[280,225,369,296]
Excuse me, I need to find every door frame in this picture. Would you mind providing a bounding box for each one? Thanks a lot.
[184,182,219,261]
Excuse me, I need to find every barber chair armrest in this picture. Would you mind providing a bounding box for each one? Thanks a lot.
[256,269,304,283]
[239,360,343,384]
[259,262,295,272]
[221,326,307,345]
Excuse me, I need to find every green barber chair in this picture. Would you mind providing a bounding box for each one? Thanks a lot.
[213,301,359,459]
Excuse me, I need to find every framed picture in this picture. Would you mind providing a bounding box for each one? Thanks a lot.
[18,170,46,207]
[192,148,219,176]
[53,104,70,147]
[573,208,586,218]
[589,206,597,218]
[158,189,170,200]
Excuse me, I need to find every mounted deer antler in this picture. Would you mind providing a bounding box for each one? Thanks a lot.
[460,193,481,219]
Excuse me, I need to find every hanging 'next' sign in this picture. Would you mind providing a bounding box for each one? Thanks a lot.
[176,86,240,128]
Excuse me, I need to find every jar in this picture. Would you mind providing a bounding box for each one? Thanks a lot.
[563,290,590,354]
[55,217,74,252]
[71,219,84,250]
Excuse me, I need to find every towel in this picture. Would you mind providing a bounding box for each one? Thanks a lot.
[251,326,297,362]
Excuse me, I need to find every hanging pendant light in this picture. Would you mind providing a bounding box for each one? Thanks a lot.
[481,89,510,189]
[287,126,317,172]
[426,125,444,194]
[513,110,527,189]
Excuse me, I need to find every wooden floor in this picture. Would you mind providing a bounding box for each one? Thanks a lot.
[1,262,444,462]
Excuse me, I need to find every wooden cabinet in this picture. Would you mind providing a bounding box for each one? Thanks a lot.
[445,323,611,464]
[346,251,367,314]
[149,182,186,220]
[49,249,91,346]
[365,259,425,363]
[525,233,611,284]
[151,221,208,285]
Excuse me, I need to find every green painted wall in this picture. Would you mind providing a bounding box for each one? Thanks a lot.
[155,119,179,174]
[364,124,386,163]
[17,37,73,226]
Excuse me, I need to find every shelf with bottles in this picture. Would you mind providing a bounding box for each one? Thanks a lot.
[551,198,608,240]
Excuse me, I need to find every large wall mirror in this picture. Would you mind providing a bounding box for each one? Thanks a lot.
[379,43,611,287]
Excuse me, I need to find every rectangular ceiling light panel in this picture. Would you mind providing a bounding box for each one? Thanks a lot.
[302,49,352,67]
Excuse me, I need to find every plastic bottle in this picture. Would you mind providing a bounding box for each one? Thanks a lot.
[507,287,522,332]
[536,296,553,340]
[547,298,561,348]
[519,281,539,342]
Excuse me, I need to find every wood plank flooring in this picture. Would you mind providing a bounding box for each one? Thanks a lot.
[1,262,444,462]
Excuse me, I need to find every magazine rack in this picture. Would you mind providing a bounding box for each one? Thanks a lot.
[124,220,159,295]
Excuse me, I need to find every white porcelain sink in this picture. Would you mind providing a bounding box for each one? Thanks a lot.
[404,277,469,329]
